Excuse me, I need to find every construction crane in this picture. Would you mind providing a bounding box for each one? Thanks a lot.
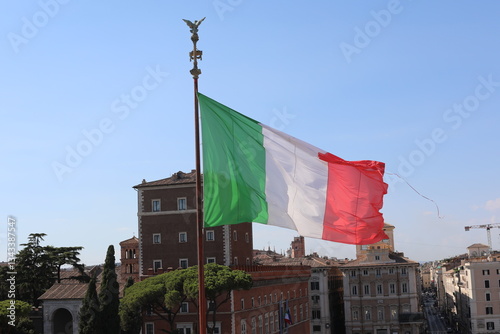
[464,223,500,254]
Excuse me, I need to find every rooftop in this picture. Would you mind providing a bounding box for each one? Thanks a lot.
[133,170,197,188]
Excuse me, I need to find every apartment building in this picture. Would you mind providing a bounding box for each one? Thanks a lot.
[341,224,423,334]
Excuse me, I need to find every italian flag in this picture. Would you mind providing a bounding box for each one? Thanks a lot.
[199,93,388,245]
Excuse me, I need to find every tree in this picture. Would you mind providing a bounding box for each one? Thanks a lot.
[2,233,86,306]
[120,272,182,333]
[185,264,253,333]
[0,300,34,334]
[119,264,252,334]
[78,275,99,334]
[97,245,120,333]
[121,277,142,334]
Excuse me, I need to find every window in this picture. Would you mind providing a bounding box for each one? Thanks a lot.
[389,283,396,294]
[152,200,160,212]
[391,307,398,320]
[234,257,238,265]
[487,322,495,330]
[313,325,321,331]
[377,284,383,294]
[179,232,187,243]
[486,293,491,301]
[245,232,250,243]
[497,269,500,274]
[402,282,408,293]
[389,268,394,274]
[180,302,189,313]
[365,309,371,320]
[241,299,245,310]
[312,310,321,319]
[294,306,297,323]
[486,306,493,314]
[363,269,369,275]
[207,257,216,264]
[179,258,188,269]
[208,301,215,311]
[300,304,303,321]
[352,285,358,295]
[153,233,161,244]
[177,197,187,210]
[246,257,251,265]
[483,269,490,275]
[311,281,319,290]
[258,296,261,306]
[177,324,193,334]
[251,317,256,334]
[485,280,490,288]
[375,255,380,261]
[351,270,357,277]
[206,230,215,241]
[258,315,263,334]
[352,309,359,320]
[241,319,247,334]
[312,295,320,304]
[145,323,154,334]
[378,308,384,320]
[376,268,381,277]
[153,260,162,272]
[364,284,370,295]
[233,230,238,241]
[274,311,278,332]
[264,313,269,334]
[251,297,254,307]
[270,313,275,332]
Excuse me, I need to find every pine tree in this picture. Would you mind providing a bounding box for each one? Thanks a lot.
[97,245,120,333]
[78,275,99,334]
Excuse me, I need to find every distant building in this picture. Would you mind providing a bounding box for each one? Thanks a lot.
[341,224,423,334]
[440,249,500,333]
[120,235,140,282]
[255,236,346,334]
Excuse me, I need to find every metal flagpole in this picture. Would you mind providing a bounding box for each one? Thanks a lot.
[183,17,206,334]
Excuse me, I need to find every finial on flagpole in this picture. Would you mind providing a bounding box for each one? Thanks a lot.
[183,17,205,79]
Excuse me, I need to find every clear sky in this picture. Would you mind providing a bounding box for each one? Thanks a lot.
[1,1,500,266]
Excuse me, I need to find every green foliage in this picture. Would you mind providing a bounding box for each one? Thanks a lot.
[0,233,85,306]
[97,245,120,334]
[119,264,252,334]
[0,300,34,334]
[78,275,99,334]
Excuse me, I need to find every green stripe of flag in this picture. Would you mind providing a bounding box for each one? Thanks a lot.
[199,93,269,227]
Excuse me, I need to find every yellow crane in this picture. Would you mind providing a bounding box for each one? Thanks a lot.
[464,223,500,254]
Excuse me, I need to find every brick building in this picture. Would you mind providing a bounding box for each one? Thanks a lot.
[134,170,312,333]
[133,170,254,278]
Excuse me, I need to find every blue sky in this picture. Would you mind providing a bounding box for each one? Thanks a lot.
[1,1,500,265]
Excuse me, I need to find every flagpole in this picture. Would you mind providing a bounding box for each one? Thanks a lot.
[184,17,206,334]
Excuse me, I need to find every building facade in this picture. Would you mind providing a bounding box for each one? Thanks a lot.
[133,170,254,278]
[341,224,423,334]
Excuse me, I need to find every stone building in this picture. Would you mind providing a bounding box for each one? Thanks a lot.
[341,224,423,334]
